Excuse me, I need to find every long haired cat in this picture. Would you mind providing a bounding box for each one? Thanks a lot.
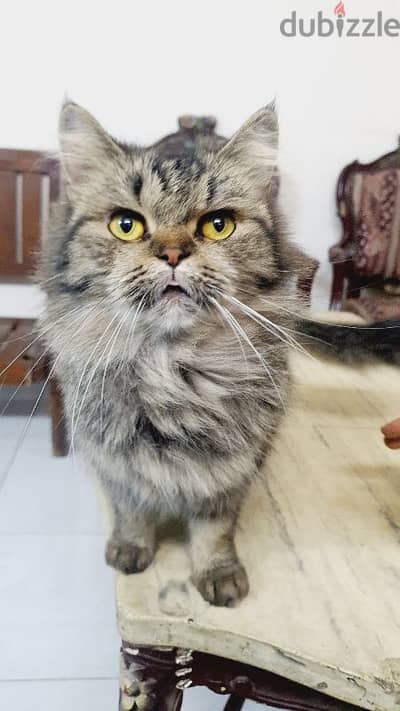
[38,102,302,607]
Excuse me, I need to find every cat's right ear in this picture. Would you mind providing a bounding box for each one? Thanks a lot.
[59,101,121,195]
[213,104,279,194]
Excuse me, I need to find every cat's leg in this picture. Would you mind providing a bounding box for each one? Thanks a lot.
[105,500,156,575]
[188,502,249,607]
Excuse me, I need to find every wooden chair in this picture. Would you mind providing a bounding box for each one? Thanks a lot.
[0,149,68,455]
[329,144,400,316]
[116,320,400,710]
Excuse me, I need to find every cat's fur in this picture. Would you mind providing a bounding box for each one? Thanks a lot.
[300,318,400,365]
[38,102,303,606]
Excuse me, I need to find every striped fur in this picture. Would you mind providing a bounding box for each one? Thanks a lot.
[38,102,304,606]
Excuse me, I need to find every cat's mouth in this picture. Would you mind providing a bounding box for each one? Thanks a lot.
[161,281,190,299]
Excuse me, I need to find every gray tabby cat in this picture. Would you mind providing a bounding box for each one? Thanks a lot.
[39,102,302,607]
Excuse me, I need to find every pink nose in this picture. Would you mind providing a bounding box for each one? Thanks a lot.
[158,246,185,267]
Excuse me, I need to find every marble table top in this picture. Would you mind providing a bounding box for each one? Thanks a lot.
[116,315,400,711]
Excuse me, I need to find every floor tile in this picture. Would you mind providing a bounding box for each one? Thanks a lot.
[0,416,27,484]
[0,534,119,679]
[0,384,48,418]
[0,679,118,711]
[0,418,103,534]
[183,686,226,710]
[0,680,278,710]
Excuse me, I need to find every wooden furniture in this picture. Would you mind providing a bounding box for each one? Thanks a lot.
[0,149,68,455]
[116,313,400,710]
[329,144,400,316]
[0,149,58,277]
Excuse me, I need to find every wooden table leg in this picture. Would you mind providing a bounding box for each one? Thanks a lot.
[120,646,184,711]
[120,644,361,711]
[223,694,245,711]
[48,376,69,456]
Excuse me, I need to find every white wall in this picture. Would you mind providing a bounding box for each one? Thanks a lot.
[1,0,400,316]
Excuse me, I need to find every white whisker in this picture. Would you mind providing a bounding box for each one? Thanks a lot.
[210,297,286,410]
[68,310,123,459]
[99,306,142,438]
[221,292,314,360]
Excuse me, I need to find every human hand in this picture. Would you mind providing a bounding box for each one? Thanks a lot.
[381,417,400,449]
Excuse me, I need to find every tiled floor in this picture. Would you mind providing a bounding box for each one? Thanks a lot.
[0,388,269,710]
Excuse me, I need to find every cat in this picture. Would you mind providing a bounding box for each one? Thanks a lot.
[300,318,400,364]
[38,101,304,607]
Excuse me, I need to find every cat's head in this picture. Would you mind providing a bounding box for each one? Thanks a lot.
[47,101,289,337]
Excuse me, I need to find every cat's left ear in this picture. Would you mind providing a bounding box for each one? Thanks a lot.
[214,104,278,190]
[59,101,123,195]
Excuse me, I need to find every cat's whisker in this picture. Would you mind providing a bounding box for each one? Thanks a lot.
[235,286,305,319]
[67,287,140,460]
[68,310,124,460]
[227,294,304,349]
[220,292,314,361]
[208,300,250,377]
[0,278,125,351]
[0,303,91,379]
[114,296,147,378]
[209,297,286,410]
[1,345,65,481]
[0,351,48,417]
[99,304,143,438]
[0,292,131,478]
[0,299,104,346]
[77,311,130,450]
[37,273,62,287]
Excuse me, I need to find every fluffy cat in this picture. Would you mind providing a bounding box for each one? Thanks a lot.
[38,102,303,607]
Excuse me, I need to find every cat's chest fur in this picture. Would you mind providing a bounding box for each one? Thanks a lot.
[98,340,251,456]
[67,326,288,512]
[74,328,287,454]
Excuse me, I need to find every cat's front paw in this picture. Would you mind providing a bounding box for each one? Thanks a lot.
[106,540,154,575]
[195,561,249,607]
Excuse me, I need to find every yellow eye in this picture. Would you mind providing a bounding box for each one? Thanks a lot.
[199,212,236,241]
[108,210,145,242]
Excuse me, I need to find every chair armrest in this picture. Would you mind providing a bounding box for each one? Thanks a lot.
[328,243,354,264]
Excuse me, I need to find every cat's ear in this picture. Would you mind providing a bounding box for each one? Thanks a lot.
[215,104,278,189]
[59,101,122,194]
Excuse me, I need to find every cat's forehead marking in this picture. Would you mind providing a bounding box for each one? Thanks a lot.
[129,152,210,225]
[133,174,143,203]
[149,155,206,194]
[206,176,217,205]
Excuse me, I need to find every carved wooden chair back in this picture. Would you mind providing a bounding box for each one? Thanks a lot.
[330,144,400,309]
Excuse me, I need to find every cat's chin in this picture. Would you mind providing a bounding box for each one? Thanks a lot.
[152,297,201,336]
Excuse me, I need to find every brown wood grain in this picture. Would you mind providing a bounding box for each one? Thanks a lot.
[21,172,42,273]
[0,149,59,279]
[0,171,17,274]
[0,318,45,385]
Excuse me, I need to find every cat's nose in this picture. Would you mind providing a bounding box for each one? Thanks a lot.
[158,246,187,267]
[151,227,195,265]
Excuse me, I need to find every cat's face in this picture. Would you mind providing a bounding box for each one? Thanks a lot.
[54,103,283,336]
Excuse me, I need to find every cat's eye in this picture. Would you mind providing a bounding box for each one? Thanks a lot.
[108,210,145,242]
[198,211,236,241]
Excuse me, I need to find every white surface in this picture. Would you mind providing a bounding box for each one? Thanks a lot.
[1,0,400,317]
[0,397,278,709]
[117,351,400,711]
[0,284,45,319]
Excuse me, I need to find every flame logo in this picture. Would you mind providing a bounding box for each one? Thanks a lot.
[334,1,346,15]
